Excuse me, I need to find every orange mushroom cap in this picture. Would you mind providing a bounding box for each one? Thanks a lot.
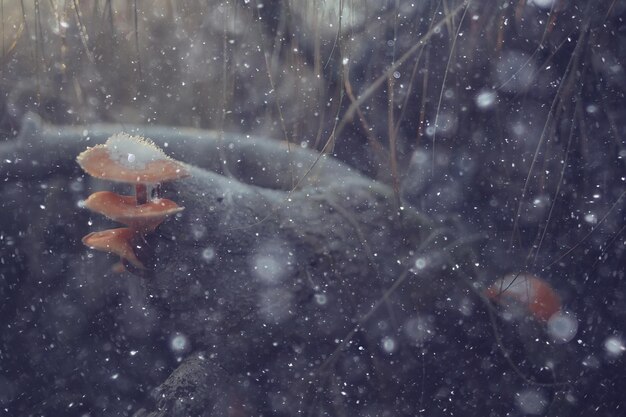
[77,133,189,184]
[84,191,184,231]
[486,273,561,322]
[82,227,144,269]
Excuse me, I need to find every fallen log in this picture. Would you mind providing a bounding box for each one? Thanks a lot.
[0,114,497,416]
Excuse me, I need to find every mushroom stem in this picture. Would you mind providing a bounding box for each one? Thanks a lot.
[136,183,148,205]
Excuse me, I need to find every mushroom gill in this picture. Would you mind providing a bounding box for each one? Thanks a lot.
[78,133,189,271]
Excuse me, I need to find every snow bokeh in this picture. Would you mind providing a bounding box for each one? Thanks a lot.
[0,0,623,416]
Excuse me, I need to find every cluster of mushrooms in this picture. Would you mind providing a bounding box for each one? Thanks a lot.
[77,133,189,272]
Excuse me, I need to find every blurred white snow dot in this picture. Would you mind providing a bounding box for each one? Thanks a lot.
[201,247,215,263]
[251,243,293,284]
[414,257,427,270]
[191,224,207,240]
[528,0,555,8]
[381,336,397,353]
[253,255,285,284]
[314,293,328,305]
[70,179,84,192]
[515,389,548,415]
[565,392,577,404]
[604,336,625,358]
[170,333,190,354]
[404,315,435,346]
[584,213,598,224]
[411,149,428,165]
[511,120,526,137]
[127,153,136,163]
[547,311,578,343]
[475,90,497,109]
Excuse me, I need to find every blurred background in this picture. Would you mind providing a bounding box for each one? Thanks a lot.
[0,0,624,415]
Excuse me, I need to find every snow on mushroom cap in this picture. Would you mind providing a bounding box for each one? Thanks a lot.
[77,133,189,184]
[107,133,166,170]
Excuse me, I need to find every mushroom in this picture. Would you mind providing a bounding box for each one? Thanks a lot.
[84,191,184,232]
[486,273,561,322]
[82,228,144,268]
[77,133,189,204]
[77,133,189,271]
